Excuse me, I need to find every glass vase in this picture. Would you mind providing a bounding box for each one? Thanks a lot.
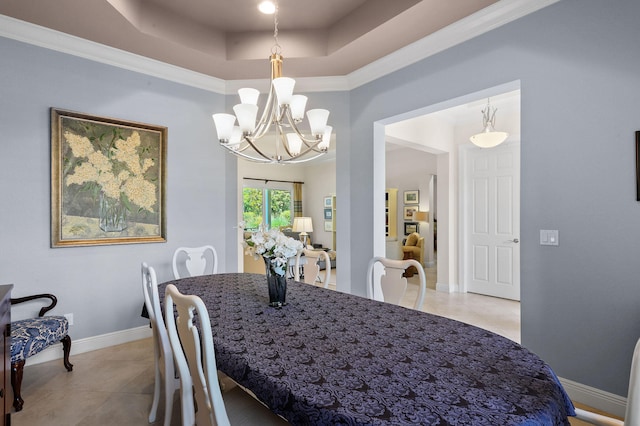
[99,192,128,232]
[263,257,287,308]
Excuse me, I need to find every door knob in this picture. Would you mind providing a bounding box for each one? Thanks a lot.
[511,238,519,243]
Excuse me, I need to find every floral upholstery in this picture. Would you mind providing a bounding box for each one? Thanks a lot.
[11,316,69,363]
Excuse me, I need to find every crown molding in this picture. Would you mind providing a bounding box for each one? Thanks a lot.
[0,0,560,94]
[0,14,226,94]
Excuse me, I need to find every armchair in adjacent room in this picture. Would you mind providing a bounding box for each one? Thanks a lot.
[401,232,424,277]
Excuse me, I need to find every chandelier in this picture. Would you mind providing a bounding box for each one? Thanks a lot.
[212,3,333,164]
[469,98,509,148]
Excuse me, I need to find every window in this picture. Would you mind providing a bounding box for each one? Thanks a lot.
[242,181,293,230]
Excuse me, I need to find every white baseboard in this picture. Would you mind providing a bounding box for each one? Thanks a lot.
[24,326,153,367]
[559,377,626,418]
[436,281,456,293]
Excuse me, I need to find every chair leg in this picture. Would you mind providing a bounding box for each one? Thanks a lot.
[61,335,73,371]
[149,348,161,423]
[10,337,72,412]
[11,360,25,412]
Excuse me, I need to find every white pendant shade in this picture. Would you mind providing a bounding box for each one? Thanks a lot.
[318,126,332,150]
[233,104,258,133]
[238,88,260,105]
[470,98,508,148]
[307,109,330,136]
[212,113,236,141]
[272,77,295,105]
[286,133,303,155]
[290,95,308,121]
[470,130,509,148]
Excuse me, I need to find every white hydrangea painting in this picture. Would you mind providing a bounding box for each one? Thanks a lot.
[51,109,167,247]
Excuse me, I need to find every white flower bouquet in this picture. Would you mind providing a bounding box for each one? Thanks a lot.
[242,225,303,276]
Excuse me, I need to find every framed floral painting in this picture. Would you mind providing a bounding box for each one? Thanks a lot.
[51,108,167,247]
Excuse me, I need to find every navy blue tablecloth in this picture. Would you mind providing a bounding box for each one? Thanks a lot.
[159,273,575,425]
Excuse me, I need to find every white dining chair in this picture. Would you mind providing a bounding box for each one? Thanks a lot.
[141,262,180,426]
[164,284,287,426]
[366,256,426,310]
[573,337,640,425]
[172,245,218,279]
[294,249,331,288]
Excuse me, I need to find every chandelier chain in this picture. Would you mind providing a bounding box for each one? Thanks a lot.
[272,1,281,54]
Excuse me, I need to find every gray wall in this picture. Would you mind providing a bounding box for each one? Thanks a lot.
[0,36,350,342]
[0,37,229,338]
[1,0,639,399]
[347,0,640,396]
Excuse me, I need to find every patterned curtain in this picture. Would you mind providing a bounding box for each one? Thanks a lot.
[293,182,303,218]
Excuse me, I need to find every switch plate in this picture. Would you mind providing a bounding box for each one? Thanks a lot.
[540,230,559,246]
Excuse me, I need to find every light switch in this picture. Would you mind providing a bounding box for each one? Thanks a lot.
[540,230,559,246]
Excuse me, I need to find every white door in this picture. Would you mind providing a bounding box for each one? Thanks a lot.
[465,142,520,300]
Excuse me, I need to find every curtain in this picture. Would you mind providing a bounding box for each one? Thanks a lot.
[293,182,303,218]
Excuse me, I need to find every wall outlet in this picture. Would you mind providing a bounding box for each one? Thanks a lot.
[64,313,74,326]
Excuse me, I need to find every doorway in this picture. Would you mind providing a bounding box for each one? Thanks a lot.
[374,82,521,325]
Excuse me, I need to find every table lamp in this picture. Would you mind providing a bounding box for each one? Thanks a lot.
[413,211,428,222]
[292,217,313,246]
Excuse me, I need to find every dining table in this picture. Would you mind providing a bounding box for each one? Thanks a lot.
[156,272,576,425]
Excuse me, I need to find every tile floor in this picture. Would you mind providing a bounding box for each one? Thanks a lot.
[10,267,615,425]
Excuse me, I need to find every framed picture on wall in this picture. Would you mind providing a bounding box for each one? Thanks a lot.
[404,190,419,204]
[324,196,333,208]
[325,221,333,232]
[404,222,419,235]
[51,108,167,247]
[324,208,333,220]
[403,206,418,221]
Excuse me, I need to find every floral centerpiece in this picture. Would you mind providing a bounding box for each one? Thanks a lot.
[241,224,303,307]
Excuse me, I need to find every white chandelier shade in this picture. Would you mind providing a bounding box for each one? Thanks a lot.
[212,52,334,164]
[469,130,509,148]
[469,98,509,148]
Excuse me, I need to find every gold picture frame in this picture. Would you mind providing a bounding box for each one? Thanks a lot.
[51,108,167,247]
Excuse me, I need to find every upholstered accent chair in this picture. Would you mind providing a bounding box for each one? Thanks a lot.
[401,232,424,276]
[10,294,73,411]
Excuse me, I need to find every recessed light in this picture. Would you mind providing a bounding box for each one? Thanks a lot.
[258,1,276,14]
